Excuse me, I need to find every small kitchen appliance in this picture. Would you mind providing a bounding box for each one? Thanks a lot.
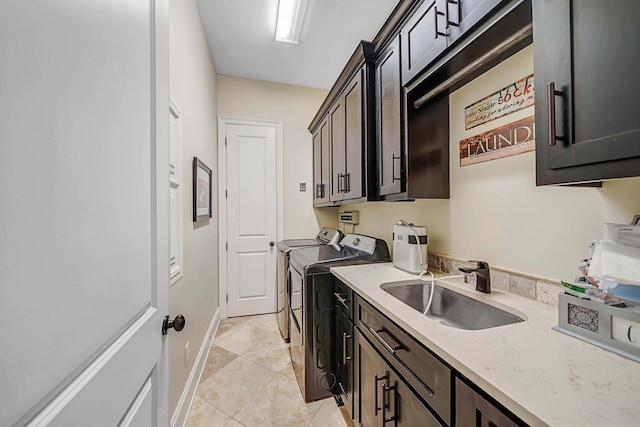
[393,222,428,274]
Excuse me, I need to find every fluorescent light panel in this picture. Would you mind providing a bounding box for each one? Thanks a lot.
[275,0,309,44]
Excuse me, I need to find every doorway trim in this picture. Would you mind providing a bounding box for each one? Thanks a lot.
[218,116,284,319]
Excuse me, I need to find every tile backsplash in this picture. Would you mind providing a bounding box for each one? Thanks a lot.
[428,252,560,306]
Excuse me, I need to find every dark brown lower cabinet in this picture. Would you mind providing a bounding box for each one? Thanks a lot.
[455,378,526,427]
[355,329,440,426]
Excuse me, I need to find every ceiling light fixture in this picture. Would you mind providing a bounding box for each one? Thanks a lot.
[275,0,309,44]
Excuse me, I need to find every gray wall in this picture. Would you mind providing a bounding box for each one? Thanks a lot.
[168,0,219,416]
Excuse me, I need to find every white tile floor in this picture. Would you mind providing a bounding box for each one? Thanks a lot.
[186,314,350,427]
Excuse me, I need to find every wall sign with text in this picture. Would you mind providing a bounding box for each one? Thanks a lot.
[459,116,535,166]
[465,74,534,129]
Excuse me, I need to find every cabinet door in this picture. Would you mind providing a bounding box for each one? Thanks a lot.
[455,378,524,427]
[313,117,331,205]
[376,35,404,197]
[330,99,345,202]
[342,69,364,201]
[312,125,322,205]
[355,329,387,427]
[384,370,441,426]
[445,0,503,44]
[534,0,640,184]
[400,0,447,85]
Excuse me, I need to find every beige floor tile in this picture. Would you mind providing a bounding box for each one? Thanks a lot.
[186,396,231,427]
[225,420,245,427]
[198,357,276,417]
[308,398,348,427]
[200,345,239,384]
[216,316,253,337]
[242,336,290,373]
[248,314,280,334]
[278,361,296,379]
[214,323,276,355]
[234,373,323,427]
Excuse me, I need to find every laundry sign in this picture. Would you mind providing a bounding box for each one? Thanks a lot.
[465,74,534,129]
[459,116,535,166]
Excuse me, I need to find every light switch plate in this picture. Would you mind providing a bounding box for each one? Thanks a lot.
[299,182,306,191]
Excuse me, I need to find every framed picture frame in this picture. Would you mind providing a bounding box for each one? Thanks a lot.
[193,157,212,222]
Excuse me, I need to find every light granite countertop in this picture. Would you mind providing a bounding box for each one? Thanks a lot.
[330,263,640,427]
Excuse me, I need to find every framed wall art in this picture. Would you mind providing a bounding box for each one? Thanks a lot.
[193,157,212,222]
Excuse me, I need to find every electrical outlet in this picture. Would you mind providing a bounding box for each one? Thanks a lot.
[184,341,190,366]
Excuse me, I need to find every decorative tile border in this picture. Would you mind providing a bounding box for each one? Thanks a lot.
[429,252,561,306]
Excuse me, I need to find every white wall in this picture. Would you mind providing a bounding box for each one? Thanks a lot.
[168,0,219,416]
[216,75,338,238]
[342,45,640,281]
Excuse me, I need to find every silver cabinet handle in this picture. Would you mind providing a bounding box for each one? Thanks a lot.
[391,153,401,182]
[367,325,401,355]
[334,292,349,309]
[343,172,350,193]
[342,332,352,364]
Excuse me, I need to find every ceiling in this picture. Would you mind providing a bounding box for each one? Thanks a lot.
[195,0,400,89]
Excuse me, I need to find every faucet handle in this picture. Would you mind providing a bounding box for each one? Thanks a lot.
[459,260,491,293]
[458,260,489,273]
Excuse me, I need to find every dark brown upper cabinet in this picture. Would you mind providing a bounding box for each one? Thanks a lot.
[331,68,368,203]
[329,97,345,202]
[534,0,640,185]
[401,0,504,85]
[375,34,450,201]
[376,35,405,197]
[309,42,376,207]
[312,116,331,206]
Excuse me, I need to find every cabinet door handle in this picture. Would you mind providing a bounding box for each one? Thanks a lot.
[374,373,388,415]
[382,383,398,424]
[334,292,349,310]
[547,82,566,146]
[367,325,403,354]
[337,173,342,193]
[446,0,461,28]
[434,6,447,38]
[343,172,350,193]
[342,332,352,364]
[391,153,401,182]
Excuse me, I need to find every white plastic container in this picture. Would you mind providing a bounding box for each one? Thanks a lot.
[392,223,428,274]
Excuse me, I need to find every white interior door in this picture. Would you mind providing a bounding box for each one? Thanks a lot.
[225,123,278,317]
[0,1,169,426]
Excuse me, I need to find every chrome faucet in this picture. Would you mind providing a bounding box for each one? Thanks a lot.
[459,261,491,294]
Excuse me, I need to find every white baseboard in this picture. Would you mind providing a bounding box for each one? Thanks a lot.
[171,308,220,427]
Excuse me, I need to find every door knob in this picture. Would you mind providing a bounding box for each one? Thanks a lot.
[269,241,275,247]
[162,314,185,335]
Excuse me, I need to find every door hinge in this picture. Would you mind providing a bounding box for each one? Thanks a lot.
[225,190,228,199]
[226,242,228,251]
[226,294,228,303]
[225,137,227,147]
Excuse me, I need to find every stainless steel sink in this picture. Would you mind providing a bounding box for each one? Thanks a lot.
[380,280,524,330]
